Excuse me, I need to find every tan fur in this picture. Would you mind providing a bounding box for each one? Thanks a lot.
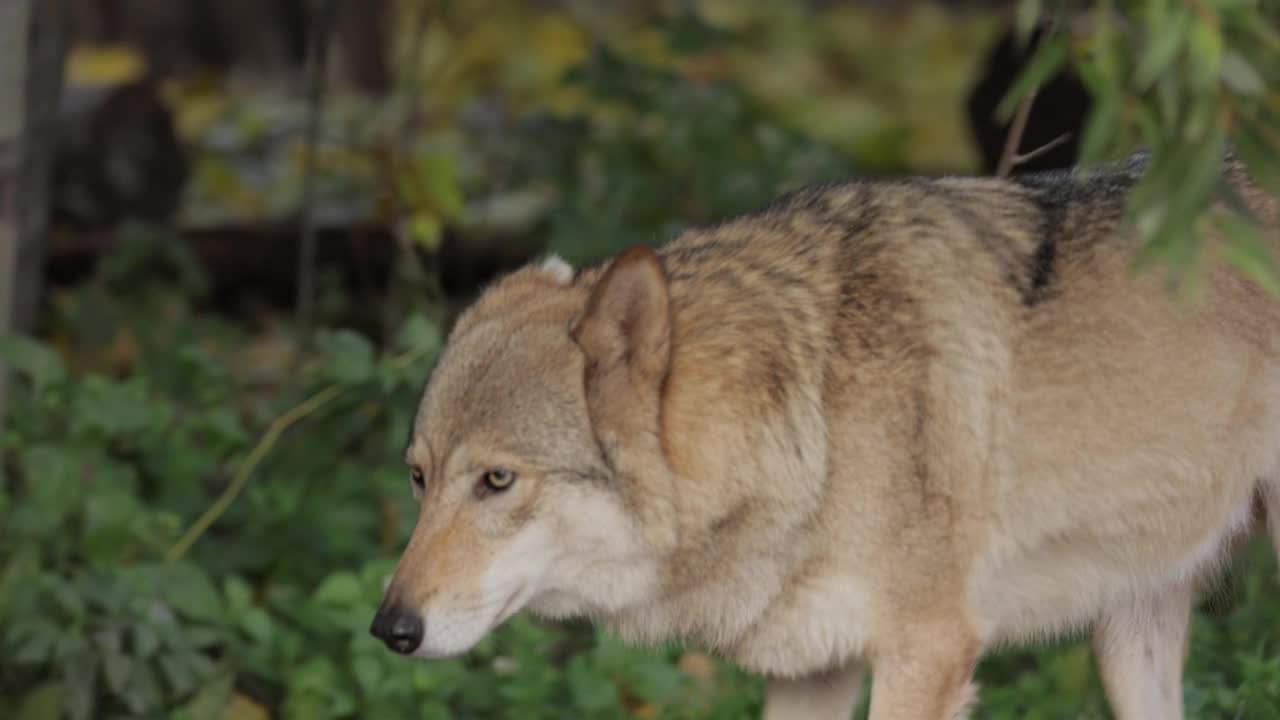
[377,151,1280,718]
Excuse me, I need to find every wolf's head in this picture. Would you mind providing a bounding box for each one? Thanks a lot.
[370,247,674,658]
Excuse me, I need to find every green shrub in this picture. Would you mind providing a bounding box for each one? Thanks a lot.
[3,3,1279,718]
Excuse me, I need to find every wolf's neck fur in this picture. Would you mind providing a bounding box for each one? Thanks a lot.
[566,227,857,671]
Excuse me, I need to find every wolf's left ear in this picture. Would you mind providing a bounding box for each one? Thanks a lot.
[571,245,671,387]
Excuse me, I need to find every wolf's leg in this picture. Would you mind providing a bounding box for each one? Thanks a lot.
[1091,584,1192,720]
[762,662,865,720]
[865,635,979,720]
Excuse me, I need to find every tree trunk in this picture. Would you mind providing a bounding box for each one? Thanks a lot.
[0,0,70,438]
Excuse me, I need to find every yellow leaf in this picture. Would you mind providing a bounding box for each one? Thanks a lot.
[677,651,718,685]
[170,91,230,141]
[221,693,270,720]
[67,44,147,86]
[403,213,443,250]
[529,15,590,77]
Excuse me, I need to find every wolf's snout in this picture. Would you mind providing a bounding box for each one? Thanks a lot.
[369,605,424,655]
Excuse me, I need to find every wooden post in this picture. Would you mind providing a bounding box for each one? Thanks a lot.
[0,0,69,439]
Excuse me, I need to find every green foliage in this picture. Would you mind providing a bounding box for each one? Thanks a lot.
[1009,0,1280,295]
[970,540,1280,720]
[515,43,857,264]
[6,1,1280,718]
[7,285,1278,717]
[0,238,758,719]
[168,1,992,242]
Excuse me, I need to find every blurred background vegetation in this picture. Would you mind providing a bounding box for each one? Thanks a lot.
[0,1,1277,718]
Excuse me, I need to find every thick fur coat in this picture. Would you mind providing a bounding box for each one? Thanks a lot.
[372,152,1280,719]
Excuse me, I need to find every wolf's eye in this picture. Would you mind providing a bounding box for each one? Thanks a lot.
[480,469,516,493]
[410,467,426,491]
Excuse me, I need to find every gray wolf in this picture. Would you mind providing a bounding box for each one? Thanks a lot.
[370,152,1280,719]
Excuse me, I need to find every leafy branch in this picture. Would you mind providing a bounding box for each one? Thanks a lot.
[1006,0,1280,292]
[995,17,1073,177]
[165,341,436,564]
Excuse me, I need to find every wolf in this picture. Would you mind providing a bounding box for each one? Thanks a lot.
[370,151,1280,719]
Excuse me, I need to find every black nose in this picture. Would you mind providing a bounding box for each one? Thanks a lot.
[369,605,424,655]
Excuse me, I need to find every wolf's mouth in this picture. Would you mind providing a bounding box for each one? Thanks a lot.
[493,585,528,627]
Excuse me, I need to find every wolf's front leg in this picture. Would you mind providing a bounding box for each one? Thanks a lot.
[865,631,979,720]
[762,662,865,720]
[1092,584,1193,720]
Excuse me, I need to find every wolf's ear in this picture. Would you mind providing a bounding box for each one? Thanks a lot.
[571,245,671,387]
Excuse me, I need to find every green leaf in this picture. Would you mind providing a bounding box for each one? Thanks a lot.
[173,666,236,720]
[82,486,146,565]
[1221,51,1266,96]
[663,7,731,55]
[131,622,162,659]
[102,645,135,697]
[47,575,86,621]
[1086,3,1122,88]
[92,625,124,660]
[568,655,622,713]
[122,660,164,714]
[72,376,159,439]
[1079,91,1120,164]
[996,31,1070,121]
[0,543,43,617]
[284,656,357,717]
[1234,121,1280,195]
[1183,94,1218,141]
[1215,208,1280,296]
[349,650,379,691]
[7,617,60,664]
[420,154,465,220]
[162,562,227,624]
[1133,125,1228,288]
[62,652,97,720]
[1243,698,1280,720]
[406,212,444,250]
[199,407,251,451]
[13,444,82,536]
[313,572,363,607]
[1135,6,1191,88]
[1153,73,1182,128]
[0,335,67,393]
[316,330,376,384]
[1014,0,1042,47]
[1186,18,1225,90]
[1131,99,1165,152]
[238,607,274,646]
[224,576,254,611]
[186,625,226,650]
[15,682,64,720]
[614,647,690,703]
[394,313,441,355]
[159,650,204,697]
[377,356,399,394]
[1243,7,1280,49]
